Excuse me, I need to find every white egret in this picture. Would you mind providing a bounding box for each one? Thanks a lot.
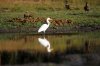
[38,37,53,52]
[38,17,52,34]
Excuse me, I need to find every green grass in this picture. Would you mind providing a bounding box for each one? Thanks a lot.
[0,10,100,29]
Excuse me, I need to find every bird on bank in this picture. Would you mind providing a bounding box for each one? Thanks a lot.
[38,17,52,34]
[38,37,53,52]
[84,2,89,12]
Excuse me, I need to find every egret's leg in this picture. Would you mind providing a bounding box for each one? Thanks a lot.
[43,31,45,34]
[44,31,45,36]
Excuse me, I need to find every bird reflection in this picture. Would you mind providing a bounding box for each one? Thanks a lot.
[38,37,53,53]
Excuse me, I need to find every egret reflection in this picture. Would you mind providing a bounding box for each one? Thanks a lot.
[38,37,53,53]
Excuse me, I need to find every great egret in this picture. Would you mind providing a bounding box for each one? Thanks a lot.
[38,37,53,52]
[38,17,52,34]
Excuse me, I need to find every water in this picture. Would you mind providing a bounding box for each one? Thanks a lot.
[0,32,100,66]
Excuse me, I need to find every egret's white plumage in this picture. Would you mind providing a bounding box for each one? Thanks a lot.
[38,18,52,33]
[38,37,53,52]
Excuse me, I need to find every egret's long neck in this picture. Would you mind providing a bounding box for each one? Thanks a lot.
[47,45,50,49]
[47,45,51,52]
[47,19,50,26]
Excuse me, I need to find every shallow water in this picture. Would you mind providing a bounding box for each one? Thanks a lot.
[0,32,100,66]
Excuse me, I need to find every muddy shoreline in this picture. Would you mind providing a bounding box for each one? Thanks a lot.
[0,26,100,34]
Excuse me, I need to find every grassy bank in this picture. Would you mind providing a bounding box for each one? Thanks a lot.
[0,0,100,33]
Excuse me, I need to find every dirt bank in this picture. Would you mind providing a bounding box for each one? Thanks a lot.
[0,25,100,34]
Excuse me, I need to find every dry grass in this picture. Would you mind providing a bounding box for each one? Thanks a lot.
[0,0,99,11]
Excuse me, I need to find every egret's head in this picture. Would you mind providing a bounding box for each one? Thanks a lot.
[47,45,53,53]
[47,17,52,21]
[47,48,53,53]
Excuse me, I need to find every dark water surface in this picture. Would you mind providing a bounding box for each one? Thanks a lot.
[0,32,100,66]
